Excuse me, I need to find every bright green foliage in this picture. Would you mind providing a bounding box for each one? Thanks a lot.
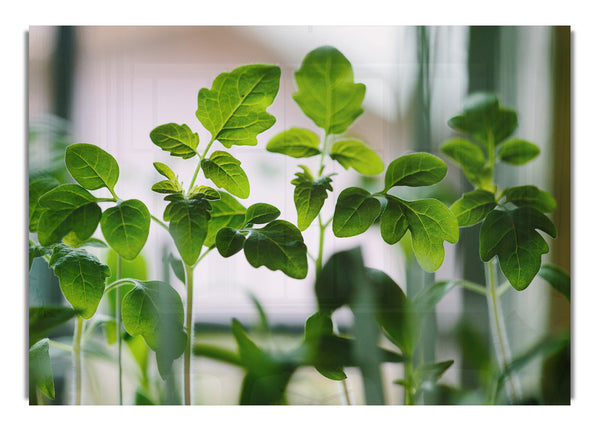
[498,139,540,165]
[440,137,490,188]
[293,46,366,135]
[151,180,182,194]
[121,280,187,379]
[539,264,570,302]
[29,306,77,346]
[65,143,120,192]
[451,189,497,227]
[29,176,59,232]
[384,152,447,191]
[37,185,102,246]
[100,199,151,260]
[503,185,556,213]
[189,185,221,201]
[201,151,250,199]
[480,207,557,290]
[379,196,409,244]
[292,170,333,231]
[332,187,380,237]
[244,203,281,225]
[164,196,212,266]
[329,139,384,175]
[49,244,111,319]
[266,127,321,158]
[149,123,199,159]
[153,162,177,180]
[215,227,246,257]
[29,339,55,400]
[196,64,281,148]
[29,242,53,271]
[204,192,246,247]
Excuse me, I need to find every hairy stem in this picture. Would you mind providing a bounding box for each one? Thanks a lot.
[116,255,123,405]
[184,263,195,405]
[73,315,84,405]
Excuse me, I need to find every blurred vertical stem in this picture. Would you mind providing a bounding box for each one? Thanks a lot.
[116,254,123,405]
[73,315,84,405]
[184,263,194,405]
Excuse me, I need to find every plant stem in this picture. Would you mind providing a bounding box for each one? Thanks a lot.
[151,214,169,232]
[187,139,215,196]
[116,255,123,405]
[48,339,73,351]
[484,260,521,403]
[404,359,414,405]
[73,315,84,405]
[184,263,195,405]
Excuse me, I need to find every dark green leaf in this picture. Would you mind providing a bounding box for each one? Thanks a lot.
[29,306,77,346]
[292,173,333,231]
[329,139,384,175]
[498,139,540,165]
[304,312,346,380]
[539,264,570,302]
[480,207,557,290]
[204,192,246,247]
[215,227,246,257]
[166,253,185,284]
[29,177,59,232]
[101,199,151,260]
[503,185,556,213]
[384,153,447,191]
[149,123,199,159]
[266,127,321,158]
[293,46,365,135]
[440,138,489,187]
[201,151,250,198]
[244,220,308,279]
[451,189,497,227]
[49,244,111,319]
[332,187,380,237]
[29,242,52,271]
[153,162,177,181]
[65,143,120,192]
[380,195,409,244]
[244,203,280,225]
[38,183,98,210]
[315,248,362,313]
[29,339,55,400]
[166,196,212,266]
[196,64,281,148]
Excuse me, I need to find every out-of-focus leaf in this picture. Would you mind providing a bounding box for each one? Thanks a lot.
[539,264,570,302]
[29,176,59,232]
[29,338,55,400]
[498,139,540,165]
[29,306,77,346]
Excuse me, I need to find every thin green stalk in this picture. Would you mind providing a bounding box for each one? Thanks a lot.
[404,359,414,405]
[73,315,84,405]
[187,138,215,196]
[184,263,194,405]
[151,214,169,232]
[48,340,73,352]
[116,255,123,405]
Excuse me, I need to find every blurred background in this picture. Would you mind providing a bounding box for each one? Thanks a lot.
[28,26,570,405]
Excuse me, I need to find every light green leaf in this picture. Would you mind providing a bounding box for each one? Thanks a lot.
[153,162,177,181]
[121,280,187,380]
[38,183,98,210]
[293,46,366,135]
[49,244,111,319]
[149,123,199,159]
[380,195,409,244]
[204,192,247,248]
[412,360,454,394]
[215,227,246,257]
[151,180,182,194]
[440,137,489,187]
[189,185,221,200]
[29,177,59,232]
[451,189,497,227]
[266,127,321,158]
[399,199,459,272]
[244,220,308,279]
[332,187,380,237]
[65,143,120,192]
[101,199,151,260]
[384,153,447,192]
[503,185,557,213]
[292,173,333,231]
[165,196,212,266]
[196,64,281,148]
[412,281,458,315]
[539,264,570,302]
[29,306,77,346]
[480,207,557,290]
[244,203,280,225]
[329,139,384,175]
[201,151,250,198]
[166,253,185,284]
[29,339,55,400]
[498,139,540,165]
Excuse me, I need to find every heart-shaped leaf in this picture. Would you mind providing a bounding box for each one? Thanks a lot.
[329,139,384,175]
[101,199,151,260]
[49,244,111,319]
[65,143,120,192]
[503,185,556,213]
[292,172,333,231]
[196,64,281,148]
[379,195,409,244]
[29,177,59,232]
[201,151,250,199]
[244,203,281,225]
[480,207,557,290]
[384,153,447,192]
[293,46,366,135]
[451,189,497,227]
[29,339,55,400]
[204,192,247,248]
[266,127,321,158]
[498,139,540,165]
[332,187,380,237]
[165,196,212,266]
[149,123,199,159]
[215,227,246,257]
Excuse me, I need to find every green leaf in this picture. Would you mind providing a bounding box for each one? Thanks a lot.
[29,242,52,271]
[166,253,185,284]
[332,187,380,237]
[153,162,177,181]
[266,127,321,158]
[29,306,77,346]
[440,137,489,187]
[121,280,187,380]
[539,264,570,302]
[451,189,497,227]
[151,180,182,194]
[196,64,281,148]
[101,199,151,260]
[149,123,199,159]
[244,203,281,225]
[29,177,59,232]
[480,207,557,290]
[503,185,557,213]
[215,227,246,257]
[498,139,540,165]
[201,151,250,199]
[315,248,361,313]
[49,244,111,319]
[413,360,454,394]
[292,173,333,231]
[304,312,346,381]
[204,192,246,248]
[329,139,384,175]
[189,185,221,200]
[293,46,366,135]
[165,196,212,266]
[412,281,458,315]
[384,153,447,191]
[379,195,409,244]
[38,183,98,210]
[244,220,308,279]
[29,339,55,400]
[65,143,120,192]
[398,199,459,272]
